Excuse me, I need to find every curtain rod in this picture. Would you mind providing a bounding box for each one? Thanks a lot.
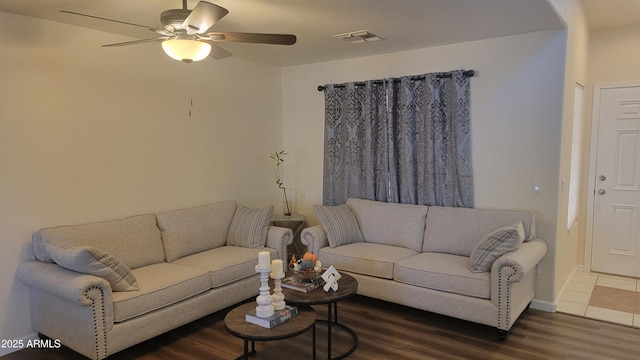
[317,69,475,92]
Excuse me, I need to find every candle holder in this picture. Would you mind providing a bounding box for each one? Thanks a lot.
[255,264,274,318]
[271,271,286,310]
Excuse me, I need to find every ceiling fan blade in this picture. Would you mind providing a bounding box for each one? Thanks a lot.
[183,1,229,35]
[60,10,164,33]
[102,37,168,48]
[205,32,297,45]
[202,42,232,59]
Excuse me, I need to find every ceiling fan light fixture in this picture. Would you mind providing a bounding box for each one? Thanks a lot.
[161,39,211,63]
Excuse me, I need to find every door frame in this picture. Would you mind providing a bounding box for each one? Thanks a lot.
[585,81,640,272]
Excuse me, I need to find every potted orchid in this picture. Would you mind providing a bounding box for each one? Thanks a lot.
[270,150,292,216]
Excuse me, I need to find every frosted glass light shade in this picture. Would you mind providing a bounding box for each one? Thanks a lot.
[161,39,211,63]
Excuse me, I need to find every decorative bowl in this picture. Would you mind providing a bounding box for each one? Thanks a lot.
[294,269,320,282]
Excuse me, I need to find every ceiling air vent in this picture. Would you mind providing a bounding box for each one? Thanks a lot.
[332,30,384,44]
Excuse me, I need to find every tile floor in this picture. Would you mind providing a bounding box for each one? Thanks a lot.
[557,271,640,327]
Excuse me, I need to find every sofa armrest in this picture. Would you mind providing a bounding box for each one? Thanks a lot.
[17,260,114,307]
[265,226,293,261]
[301,225,329,255]
[491,239,547,283]
[490,238,547,332]
[17,259,115,358]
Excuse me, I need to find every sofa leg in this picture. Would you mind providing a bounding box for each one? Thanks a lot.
[497,329,508,341]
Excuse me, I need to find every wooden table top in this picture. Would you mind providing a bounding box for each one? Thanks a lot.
[278,271,358,305]
[224,302,316,341]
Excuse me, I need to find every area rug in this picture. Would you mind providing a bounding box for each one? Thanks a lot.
[588,285,640,314]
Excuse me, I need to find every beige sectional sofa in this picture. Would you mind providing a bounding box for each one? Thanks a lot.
[17,200,292,359]
[302,198,547,340]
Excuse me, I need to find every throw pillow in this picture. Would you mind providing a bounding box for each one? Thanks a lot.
[314,204,364,248]
[468,222,525,273]
[227,204,274,248]
[45,242,139,291]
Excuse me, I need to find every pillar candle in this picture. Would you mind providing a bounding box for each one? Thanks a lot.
[271,259,284,275]
[258,251,270,268]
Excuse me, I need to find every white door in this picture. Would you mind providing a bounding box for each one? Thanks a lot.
[591,84,640,278]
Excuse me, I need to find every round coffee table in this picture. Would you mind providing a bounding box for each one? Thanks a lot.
[279,272,358,360]
[224,302,316,360]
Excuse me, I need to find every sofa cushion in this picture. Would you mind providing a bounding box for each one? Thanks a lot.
[112,263,211,322]
[394,252,491,299]
[422,206,536,256]
[314,204,364,248]
[319,242,417,279]
[346,198,428,252]
[156,201,237,262]
[172,246,278,288]
[45,242,139,291]
[226,205,273,248]
[469,222,525,273]
[33,214,165,270]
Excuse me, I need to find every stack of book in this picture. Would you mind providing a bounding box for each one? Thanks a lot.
[245,305,298,329]
[280,274,325,293]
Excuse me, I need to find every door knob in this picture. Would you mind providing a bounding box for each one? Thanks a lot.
[599,175,606,181]
[598,189,606,195]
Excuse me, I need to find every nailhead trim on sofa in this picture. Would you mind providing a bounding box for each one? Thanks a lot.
[85,286,107,359]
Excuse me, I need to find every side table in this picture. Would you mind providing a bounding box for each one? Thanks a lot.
[280,272,359,360]
[224,302,316,360]
[271,214,306,259]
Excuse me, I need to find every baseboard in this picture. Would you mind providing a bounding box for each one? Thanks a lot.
[0,332,39,356]
[530,298,556,312]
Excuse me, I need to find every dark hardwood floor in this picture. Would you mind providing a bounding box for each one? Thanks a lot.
[3,295,640,360]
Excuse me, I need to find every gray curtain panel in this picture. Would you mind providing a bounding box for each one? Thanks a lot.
[322,70,473,208]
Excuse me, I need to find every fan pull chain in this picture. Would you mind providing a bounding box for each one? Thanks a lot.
[186,63,193,117]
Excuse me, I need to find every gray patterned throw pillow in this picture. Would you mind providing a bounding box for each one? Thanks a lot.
[314,204,364,248]
[46,242,139,291]
[468,221,524,273]
[227,205,274,248]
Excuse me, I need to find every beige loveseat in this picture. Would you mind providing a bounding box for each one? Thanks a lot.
[17,200,291,359]
[302,198,547,340]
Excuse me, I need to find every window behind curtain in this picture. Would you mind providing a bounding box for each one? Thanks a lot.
[321,70,473,207]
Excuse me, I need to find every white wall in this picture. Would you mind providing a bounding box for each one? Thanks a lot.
[0,12,284,351]
[282,30,567,304]
[588,24,640,83]
[547,0,569,26]
[553,0,589,300]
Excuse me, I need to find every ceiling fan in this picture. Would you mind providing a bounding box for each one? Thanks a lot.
[61,0,297,63]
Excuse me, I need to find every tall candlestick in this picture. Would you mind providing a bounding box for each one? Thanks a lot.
[271,261,286,310]
[271,259,284,276]
[255,264,274,317]
[258,251,270,268]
